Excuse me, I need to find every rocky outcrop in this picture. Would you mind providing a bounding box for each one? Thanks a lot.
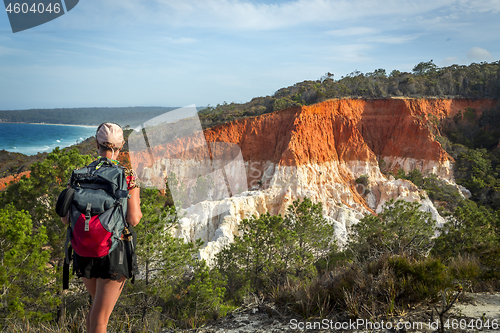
[0,171,30,191]
[134,98,498,262]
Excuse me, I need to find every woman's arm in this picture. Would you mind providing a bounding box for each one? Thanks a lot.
[127,187,142,227]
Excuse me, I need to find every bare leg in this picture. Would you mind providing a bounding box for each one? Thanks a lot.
[82,278,97,332]
[87,277,126,333]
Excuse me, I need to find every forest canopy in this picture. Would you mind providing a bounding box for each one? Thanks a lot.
[2,60,500,330]
[0,106,179,127]
[2,61,499,130]
[198,60,500,128]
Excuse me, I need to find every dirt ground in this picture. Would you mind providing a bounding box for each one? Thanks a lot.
[161,293,500,333]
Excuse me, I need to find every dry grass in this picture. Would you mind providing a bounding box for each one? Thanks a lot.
[1,254,492,332]
[1,309,164,333]
[270,254,468,322]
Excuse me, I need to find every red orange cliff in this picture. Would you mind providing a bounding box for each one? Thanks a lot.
[3,98,498,194]
[130,97,499,193]
[203,98,498,170]
[169,98,500,262]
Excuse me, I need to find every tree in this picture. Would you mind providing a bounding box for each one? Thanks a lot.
[130,188,203,321]
[0,148,93,323]
[389,69,402,77]
[216,197,336,299]
[0,204,56,325]
[432,200,500,278]
[454,148,500,207]
[348,200,436,262]
[118,188,233,328]
[320,72,334,83]
[367,68,387,78]
[284,197,336,274]
[413,60,438,75]
[168,263,229,328]
[216,212,289,297]
[0,147,93,260]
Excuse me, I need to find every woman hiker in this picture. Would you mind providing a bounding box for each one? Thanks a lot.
[62,122,142,333]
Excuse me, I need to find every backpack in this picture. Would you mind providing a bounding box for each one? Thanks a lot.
[62,157,131,289]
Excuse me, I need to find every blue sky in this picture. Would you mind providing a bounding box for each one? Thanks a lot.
[0,0,499,110]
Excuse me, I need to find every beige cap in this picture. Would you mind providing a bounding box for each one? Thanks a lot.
[96,123,124,149]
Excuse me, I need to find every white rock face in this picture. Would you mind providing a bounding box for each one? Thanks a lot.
[381,156,454,181]
[458,185,472,199]
[140,157,451,265]
[371,178,445,228]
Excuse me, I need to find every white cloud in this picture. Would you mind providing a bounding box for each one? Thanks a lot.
[163,37,197,44]
[467,47,493,61]
[45,36,146,55]
[157,0,459,30]
[327,27,377,36]
[457,0,500,13]
[441,56,459,66]
[324,44,373,63]
[367,34,422,44]
[413,13,462,27]
[67,0,462,31]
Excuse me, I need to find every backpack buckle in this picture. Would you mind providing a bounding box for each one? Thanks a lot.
[84,203,92,231]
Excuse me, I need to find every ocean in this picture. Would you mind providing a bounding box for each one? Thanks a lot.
[0,123,97,155]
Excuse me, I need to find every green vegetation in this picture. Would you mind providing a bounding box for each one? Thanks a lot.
[199,60,500,128]
[0,106,178,126]
[0,204,53,322]
[0,148,93,327]
[216,198,335,301]
[436,104,500,210]
[394,169,463,211]
[432,201,500,280]
[3,60,500,330]
[118,188,231,329]
[348,200,436,261]
[271,199,465,319]
[0,145,498,330]
[0,150,46,178]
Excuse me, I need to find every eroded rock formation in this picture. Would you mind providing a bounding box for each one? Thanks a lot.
[0,171,30,191]
[135,98,498,262]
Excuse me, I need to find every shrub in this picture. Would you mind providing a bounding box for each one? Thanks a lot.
[432,200,500,280]
[422,174,462,205]
[0,204,56,325]
[165,263,231,328]
[394,169,462,211]
[447,255,480,290]
[111,189,202,327]
[301,255,455,319]
[216,212,290,299]
[355,174,369,186]
[355,175,370,195]
[348,199,436,262]
[216,197,336,301]
[387,255,452,302]
[284,197,337,275]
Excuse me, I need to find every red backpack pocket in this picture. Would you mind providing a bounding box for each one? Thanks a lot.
[71,213,113,258]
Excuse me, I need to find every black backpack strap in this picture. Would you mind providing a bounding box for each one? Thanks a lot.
[63,245,72,290]
[121,225,137,284]
[118,200,129,229]
[63,226,73,290]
